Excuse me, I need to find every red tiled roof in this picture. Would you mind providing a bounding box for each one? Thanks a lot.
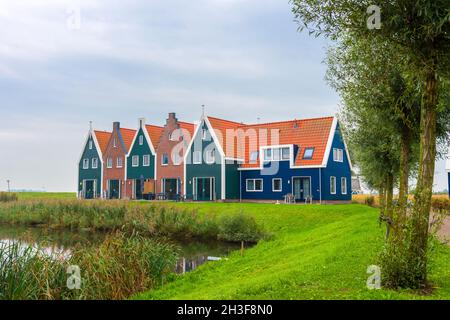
[120,128,137,152]
[178,121,195,136]
[145,125,164,148]
[93,130,112,155]
[237,117,334,168]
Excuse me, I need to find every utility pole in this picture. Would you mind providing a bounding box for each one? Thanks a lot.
[6,180,10,193]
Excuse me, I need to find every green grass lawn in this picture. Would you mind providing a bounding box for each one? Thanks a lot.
[134,203,450,300]
[15,192,76,200]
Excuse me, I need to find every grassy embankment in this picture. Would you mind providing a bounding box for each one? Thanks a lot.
[134,202,450,300]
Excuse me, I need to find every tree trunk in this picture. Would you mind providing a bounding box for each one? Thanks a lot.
[385,173,394,240]
[379,184,386,226]
[395,126,411,236]
[408,69,438,287]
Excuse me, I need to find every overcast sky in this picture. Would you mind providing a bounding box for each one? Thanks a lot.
[0,0,447,192]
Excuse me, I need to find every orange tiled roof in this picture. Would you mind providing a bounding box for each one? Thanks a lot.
[145,125,164,148]
[207,116,246,159]
[239,117,334,168]
[178,121,195,136]
[93,130,112,155]
[120,128,137,152]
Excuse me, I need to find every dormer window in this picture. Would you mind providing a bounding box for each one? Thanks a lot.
[303,148,315,159]
[250,151,259,163]
[263,147,290,161]
[139,135,144,145]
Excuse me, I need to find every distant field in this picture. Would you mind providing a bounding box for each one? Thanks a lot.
[15,192,76,200]
[352,194,449,207]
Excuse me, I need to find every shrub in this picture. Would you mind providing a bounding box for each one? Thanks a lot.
[431,197,450,214]
[365,196,375,207]
[217,212,267,243]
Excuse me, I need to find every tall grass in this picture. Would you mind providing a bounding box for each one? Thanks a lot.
[0,232,178,300]
[0,192,18,203]
[0,200,267,242]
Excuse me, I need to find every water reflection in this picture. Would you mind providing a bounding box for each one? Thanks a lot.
[0,224,240,274]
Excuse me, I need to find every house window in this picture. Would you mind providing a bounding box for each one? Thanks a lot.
[206,149,215,164]
[333,148,344,162]
[264,149,272,161]
[272,178,282,192]
[341,177,347,195]
[83,159,89,169]
[330,176,336,194]
[139,135,144,146]
[281,147,290,160]
[303,148,314,159]
[202,129,207,140]
[89,141,93,150]
[263,147,290,161]
[132,155,139,167]
[117,157,123,168]
[107,157,113,168]
[143,155,150,167]
[246,179,263,192]
[193,151,202,164]
[113,138,117,148]
[173,152,181,165]
[250,151,259,163]
[92,158,98,169]
[162,153,169,165]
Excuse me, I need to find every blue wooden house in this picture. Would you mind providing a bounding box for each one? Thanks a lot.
[184,115,352,203]
[446,154,450,197]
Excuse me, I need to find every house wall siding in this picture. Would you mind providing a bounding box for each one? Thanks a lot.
[103,123,128,198]
[185,120,222,200]
[448,172,450,197]
[156,113,190,195]
[78,133,102,197]
[126,127,155,180]
[225,162,240,199]
[320,123,352,201]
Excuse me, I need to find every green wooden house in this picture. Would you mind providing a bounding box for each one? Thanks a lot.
[78,124,111,199]
[125,118,163,199]
[184,115,242,201]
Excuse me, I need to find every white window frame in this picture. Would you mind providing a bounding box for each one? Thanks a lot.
[250,151,259,163]
[143,155,150,167]
[341,177,347,195]
[83,159,89,169]
[202,129,207,140]
[193,151,202,164]
[107,157,113,169]
[333,148,344,162]
[246,179,263,192]
[172,152,182,165]
[113,138,117,148]
[330,176,337,195]
[205,149,215,164]
[89,141,93,150]
[303,147,314,159]
[117,157,123,168]
[162,153,169,166]
[132,155,139,167]
[272,178,282,192]
[139,135,144,146]
[92,158,98,169]
[262,145,292,162]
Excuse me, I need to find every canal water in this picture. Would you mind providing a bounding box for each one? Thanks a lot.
[0,224,241,274]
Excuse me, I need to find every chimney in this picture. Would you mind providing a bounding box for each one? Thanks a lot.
[113,122,120,131]
[138,117,145,128]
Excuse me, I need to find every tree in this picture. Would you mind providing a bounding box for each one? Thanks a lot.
[292,0,450,287]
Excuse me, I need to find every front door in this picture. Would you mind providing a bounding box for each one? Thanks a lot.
[164,179,178,200]
[109,180,120,199]
[84,180,95,199]
[135,179,143,200]
[293,177,311,202]
[195,178,213,201]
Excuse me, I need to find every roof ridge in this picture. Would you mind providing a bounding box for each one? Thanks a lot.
[243,116,334,127]
[207,116,244,126]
